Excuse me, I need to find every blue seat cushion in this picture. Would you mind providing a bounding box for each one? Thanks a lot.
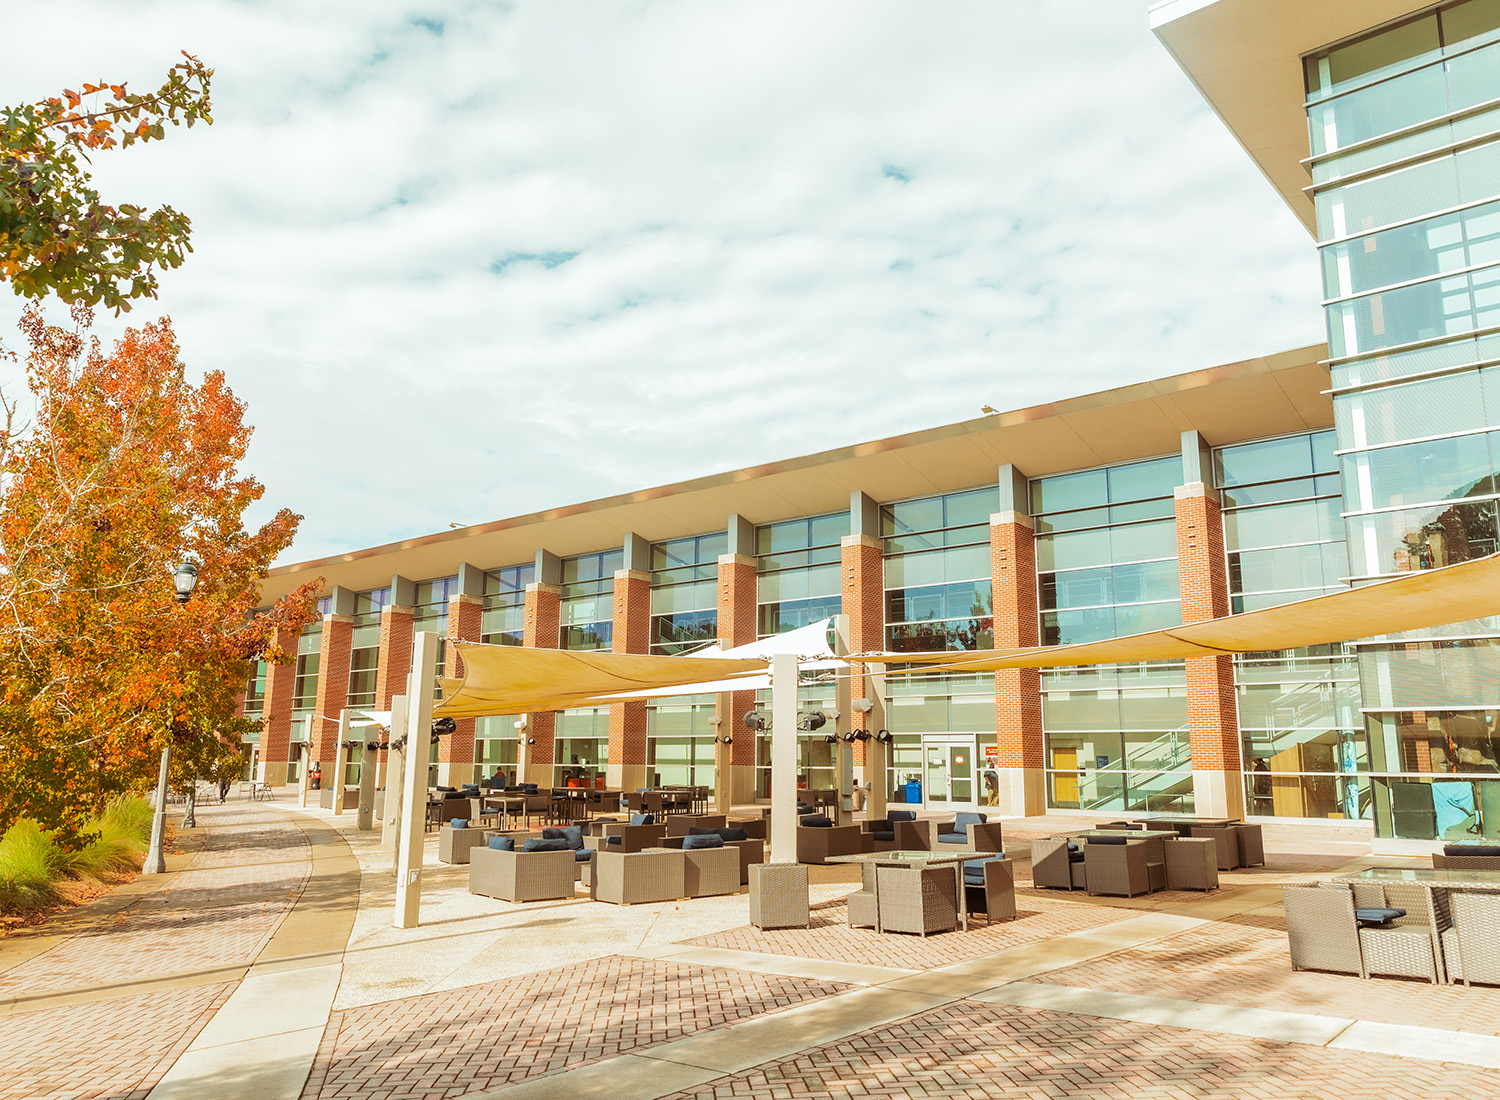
[487,835,515,851]
[437,786,457,792]
[1355,907,1407,927]
[449,818,469,830]
[543,826,585,850]
[1445,844,1500,856]
[800,815,833,828]
[965,856,1005,874]
[522,838,571,852]
[630,813,654,826]
[872,830,895,842]
[1089,834,1129,845]
[575,848,595,861]
[953,812,987,830]
[682,833,724,849]
[796,804,815,815]
[717,827,749,842]
[937,833,966,845]
[606,835,622,845]
[687,825,717,835]
[888,810,917,823]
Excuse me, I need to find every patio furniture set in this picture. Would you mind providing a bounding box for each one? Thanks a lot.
[1031,817,1264,897]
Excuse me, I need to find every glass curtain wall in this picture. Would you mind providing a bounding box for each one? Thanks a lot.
[752,681,837,797]
[343,588,388,783]
[560,550,622,650]
[476,716,520,786]
[555,708,608,788]
[415,577,454,682]
[290,616,321,782]
[650,533,725,654]
[483,565,533,646]
[1032,457,1191,812]
[1309,0,1500,838]
[648,696,716,788]
[1216,432,1364,820]
[757,513,846,637]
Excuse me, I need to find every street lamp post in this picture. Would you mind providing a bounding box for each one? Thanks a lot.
[143,560,199,876]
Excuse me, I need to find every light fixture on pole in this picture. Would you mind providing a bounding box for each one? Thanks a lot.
[144,559,198,874]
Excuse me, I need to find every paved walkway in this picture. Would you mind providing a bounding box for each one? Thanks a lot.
[3,800,1499,1099]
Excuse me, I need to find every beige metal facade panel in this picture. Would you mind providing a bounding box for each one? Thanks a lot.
[260,345,1329,602]
[1151,0,1431,235]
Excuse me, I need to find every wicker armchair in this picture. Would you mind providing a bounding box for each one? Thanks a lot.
[592,848,685,904]
[681,845,741,898]
[847,864,879,929]
[468,847,576,903]
[931,813,1004,854]
[662,835,764,884]
[1283,882,1365,978]
[1162,836,1219,891]
[862,811,930,853]
[1230,823,1265,867]
[665,814,727,837]
[963,857,1016,924]
[1354,880,1447,985]
[585,822,666,853]
[874,863,958,937]
[1030,837,1086,890]
[795,822,865,864]
[1083,838,1153,898]
[438,824,494,865]
[1450,891,1500,986]
[1189,825,1241,870]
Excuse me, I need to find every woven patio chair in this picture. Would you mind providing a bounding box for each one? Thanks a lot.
[750,862,809,929]
[468,847,576,903]
[1451,891,1500,986]
[874,863,958,936]
[665,814,727,837]
[1162,835,1219,891]
[1031,836,1086,890]
[438,823,494,865]
[931,813,1004,854]
[847,864,879,929]
[963,856,1016,924]
[1283,882,1366,979]
[591,848,686,904]
[1083,837,1153,898]
[1230,822,1265,867]
[795,820,865,864]
[1189,825,1241,870]
[681,845,740,898]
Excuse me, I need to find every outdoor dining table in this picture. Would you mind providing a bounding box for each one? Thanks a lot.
[1334,866,1500,894]
[1129,816,1236,835]
[480,794,527,830]
[826,850,973,933]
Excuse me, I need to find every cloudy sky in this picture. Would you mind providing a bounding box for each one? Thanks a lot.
[0,1,1325,566]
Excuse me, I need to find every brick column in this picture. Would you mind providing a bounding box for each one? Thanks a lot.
[373,605,413,784]
[1176,481,1244,819]
[260,628,298,788]
[716,553,759,808]
[609,569,652,792]
[312,614,354,769]
[841,533,887,818]
[443,593,483,786]
[522,582,562,785]
[992,512,1045,816]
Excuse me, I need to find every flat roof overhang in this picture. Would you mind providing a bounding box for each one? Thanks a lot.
[1150,0,1434,236]
[259,345,1330,603]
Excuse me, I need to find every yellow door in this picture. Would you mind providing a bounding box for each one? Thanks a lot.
[1052,748,1079,805]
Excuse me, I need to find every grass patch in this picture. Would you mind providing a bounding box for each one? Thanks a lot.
[0,797,154,913]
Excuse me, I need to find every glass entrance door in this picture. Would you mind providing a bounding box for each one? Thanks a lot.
[924,739,976,809]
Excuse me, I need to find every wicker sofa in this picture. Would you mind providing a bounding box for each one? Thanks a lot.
[795,818,866,864]
[590,846,739,904]
[931,812,1004,854]
[1434,844,1500,871]
[662,831,765,884]
[468,846,576,903]
[1031,836,1087,890]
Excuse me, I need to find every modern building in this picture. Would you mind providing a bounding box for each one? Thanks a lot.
[245,0,1500,851]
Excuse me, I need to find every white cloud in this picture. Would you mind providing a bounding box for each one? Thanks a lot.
[0,0,1325,565]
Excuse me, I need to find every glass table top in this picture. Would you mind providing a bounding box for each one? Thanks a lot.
[1335,866,1500,889]
[825,850,976,866]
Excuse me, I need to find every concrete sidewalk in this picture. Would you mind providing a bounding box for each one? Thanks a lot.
[7,800,1500,1100]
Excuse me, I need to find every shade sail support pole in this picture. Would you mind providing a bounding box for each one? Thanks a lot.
[395,632,439,928]
[770,651,799,864]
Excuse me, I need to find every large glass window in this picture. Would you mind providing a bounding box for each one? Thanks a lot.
[482,564,533,646]
[345,589,387,710]
[647,695,716,787]
[883,488,995,652]
[650,533,725,654]
[555,708,608,788]
[561,550,622,651]
[414,576,455,681]
[757,512,845,638]
[292,625,320,714]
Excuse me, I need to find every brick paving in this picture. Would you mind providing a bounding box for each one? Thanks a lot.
[655,1000,1500,1100]
[1030,906,1500,1035]
[0,805,308,998]
[0,982,235,1100]
[303,955,849,1100]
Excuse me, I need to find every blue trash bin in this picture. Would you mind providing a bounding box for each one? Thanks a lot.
[905,780,922,804]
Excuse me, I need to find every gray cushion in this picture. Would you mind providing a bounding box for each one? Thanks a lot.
[449,818,469,830]
[887,810,917,823]
[1089,834,1128,846]
[717,827,749,842]
[954,812,986,830]
[682,833,724,849]
[543,826,585,850]
[1355,907,1407,927]
[606,835,622,845]
[630,813,653,826]
[800,815,833,828]
[487,835,515,851]
[872,830,894,842]
[796,804,815,815]
[1445,844,1500,856]
[937,833,966,844]
[687,825,717,835]
[575,848,595,861]
[522,838,570,852]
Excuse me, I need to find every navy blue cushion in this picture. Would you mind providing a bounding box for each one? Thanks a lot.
[522,838,570,852]
[575,848,595,861]
[445,791,468,800]
[682,833,724,849]
[606,835,622,845]
[487,835,515,851]
[937,833,966,844]
[461,784,479,791]
[437,786,457,792]
[630,813,654,826]
[1355,907,1407,927]
[524,784,539,793]
[800,815,833,828]
[687,825,716,835]
[953,812,986,830]
[872,830,895,842]
[796,804,815,815]
[965,856,1005,873]
[1089,834,1129,845]
[717,827,749,842]
[449,818,469,830]
[543,826,585,850]
[1445,844,1500,857]
[887,810,917,823]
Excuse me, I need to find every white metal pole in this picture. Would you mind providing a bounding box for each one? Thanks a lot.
[332,711,351,816]
[395,633,439,928]
[142,743,172,875]
[769,651,799,864]
[383,694,408,852]
[833,615,853,826]
[297,716,313,808]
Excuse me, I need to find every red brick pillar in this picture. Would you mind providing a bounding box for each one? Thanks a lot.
[1176,481,1244,819]
[523,582,562,785]
[716,553,758,807]
[261,627,298,788]
[374,604,413,783]
[445,593,483,785]
[609,569,652,791]
[841,533,887,817]
[992,512,1045,817]
[312,613,354,768]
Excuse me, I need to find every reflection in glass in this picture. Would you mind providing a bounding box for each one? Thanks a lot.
[1344,497,1498,576]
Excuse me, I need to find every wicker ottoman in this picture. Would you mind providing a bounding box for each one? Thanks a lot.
[750,863,809,929]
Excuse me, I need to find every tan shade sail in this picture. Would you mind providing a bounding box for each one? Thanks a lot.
[860,553,1500,674]
[434,645,768,719]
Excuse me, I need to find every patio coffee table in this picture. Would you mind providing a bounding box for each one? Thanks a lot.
[827,850,972,933]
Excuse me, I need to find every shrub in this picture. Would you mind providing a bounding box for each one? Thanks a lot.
[0,820,67,910]
[71,796,153,878]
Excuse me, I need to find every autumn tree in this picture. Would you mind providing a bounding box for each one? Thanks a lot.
[1,54,212,314]
[0,305,317,838]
